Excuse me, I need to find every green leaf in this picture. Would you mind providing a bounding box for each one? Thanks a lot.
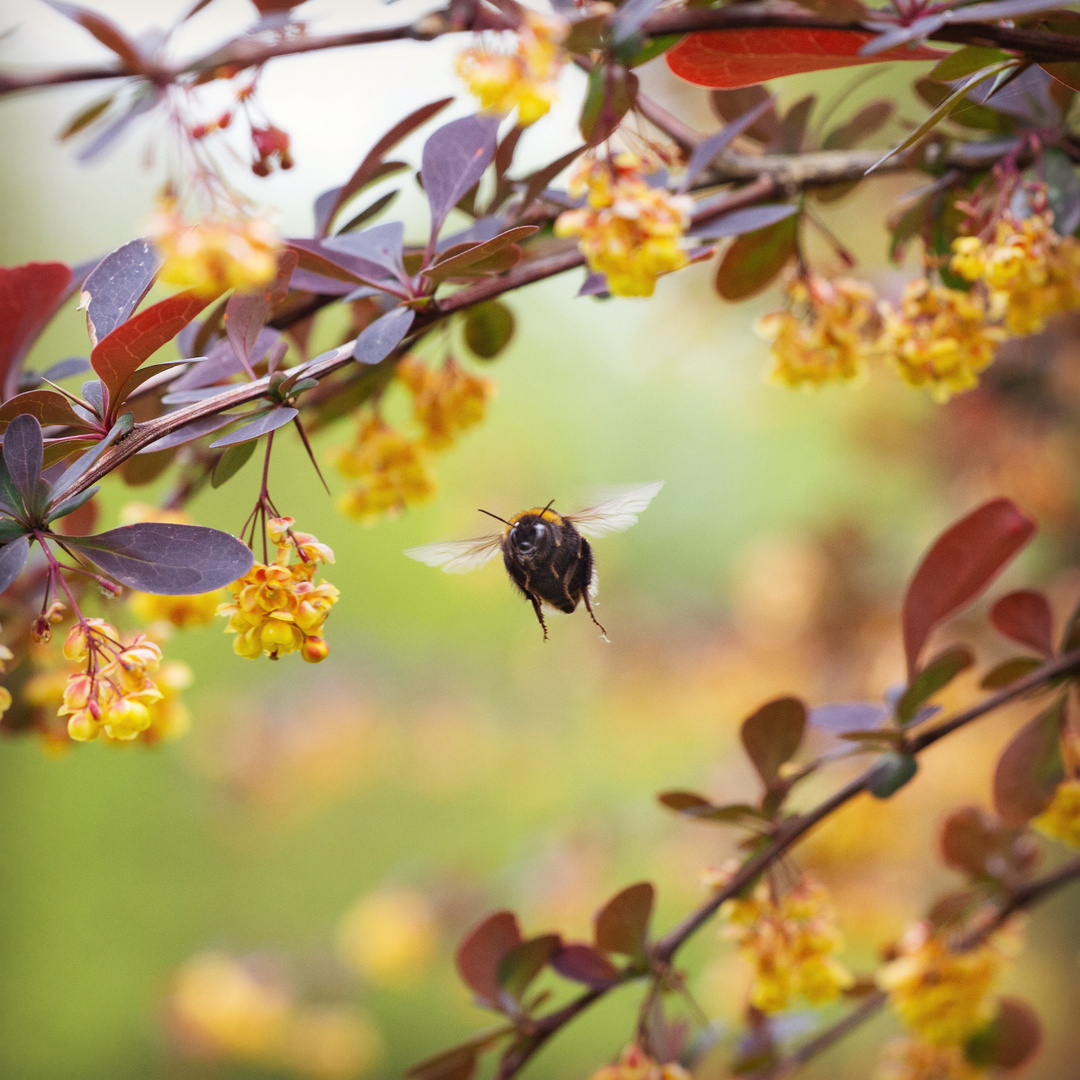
[714,214,798,301]
[896,645,974,726]
[212,441,257,489]
[930,46,1013,83]
[45,485,99,524]
[625,34,681,67]
[580,62,638,146]
[497,934,560,1001]
[868,752,918,798]
[463,301,515,360]
[980,656,1043,689]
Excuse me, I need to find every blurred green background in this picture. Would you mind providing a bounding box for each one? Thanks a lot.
[1,2,1079,1079]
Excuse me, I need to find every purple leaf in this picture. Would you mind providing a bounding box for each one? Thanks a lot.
[0,536,30,593]
[324,222,406,277]
[80,238,160,346]
[611,0,667,42]
[42,357,91,382]
[75,86,159,163]
[691,204,799,240]
[171,330,280,391]
[578,272,610,297]
[65,522,253,594]
[422,114,501,237]
[810,701,889,734]
[287,238,396,288]
[3,413,44,507]
[680,98,775,192]
[209,407,298,449]
[353,307,415,365]
[289,268,357,296]
[551,943,620,988]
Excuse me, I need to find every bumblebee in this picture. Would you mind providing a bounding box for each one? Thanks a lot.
[404,482,663,640]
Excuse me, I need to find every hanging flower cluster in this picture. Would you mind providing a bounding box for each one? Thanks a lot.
[590,1045,691,1080]
[331,354,494,523]
[555,153,694,298]
[167,951,382,1079]
[719,873,854,1014]
[1033,777,1080,847]
[55,618,172,742]
[217,518,339,662]
[880,280,1006,402]
[397,356,495,450]
[877,923,1008,1046]
[148,194,281,296]
[757,275,882,388]
[950,210,1080,336]
[456,10,568,126]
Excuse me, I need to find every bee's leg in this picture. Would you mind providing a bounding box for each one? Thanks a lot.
[527,593,549,641]
[581,588,608,642]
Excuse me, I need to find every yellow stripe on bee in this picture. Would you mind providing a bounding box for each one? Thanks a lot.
[504,507,564,534]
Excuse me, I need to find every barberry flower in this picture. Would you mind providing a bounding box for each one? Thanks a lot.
[877,1038,984,1080]
[591,1045,691,1080]
[331,417,437,524]
[720,874,854,1014]
[555,153,694,298]
[57,618,165,742]
[951,210,1080,336]
[877,923,1006,1045]
[217,518,339,661]
[757,275,882,388]
[397,356,495,450]
[880,280,1005,401]
[456,11,568,126]
[1032,778,1080,847]
[148,195,281,296]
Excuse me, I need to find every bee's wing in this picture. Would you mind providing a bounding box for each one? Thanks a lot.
[404,532,504,574]
[566,481,665,540]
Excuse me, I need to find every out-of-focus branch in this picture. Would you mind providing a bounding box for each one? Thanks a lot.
[8,3,1080,98]
[494,646,1080,1079]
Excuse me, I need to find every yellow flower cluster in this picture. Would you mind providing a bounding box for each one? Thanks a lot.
[877,1038,984,1080]
[591,1045,691,1080]
[757,275,881,388]
[555,153,694,298]
[57,618,172,742]
[397,356,495,450]
[331,416,437,524]
[720,875,854,1014]
[337,887,439,987]
[877,924,1005,1046]
[1033,777,1080,847]
[168,951,382,1079]
[951,211,1080,336]
[456,11,568,126]
[217,518,338,662]
[123,503,223,636]
[881,280,1006,402]
[148,195,281,297]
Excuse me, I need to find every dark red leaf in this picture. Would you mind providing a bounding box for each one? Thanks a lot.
[3,414,44,509]
[991,590,1054,657]
[0,262,73,399]
[666,29,945,89]
[940,806,1040,881]
[91,290,217,406]
[902,499,1036,676]
[741,696,806,790]
[551,943,620,987]
[966,997,1043,1070]
[709,87,780,142]
[594,883,654,957]
[455,911,522,1006]
[0,390,94,432]
[993,699,1066,825]
[406,1045,478,1080]
[45,1,144,70]
[580,63,639,145]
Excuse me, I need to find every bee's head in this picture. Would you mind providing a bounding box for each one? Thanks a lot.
[509,515,552,558]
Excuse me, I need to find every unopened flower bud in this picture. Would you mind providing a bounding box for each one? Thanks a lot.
[302,636,330,663]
